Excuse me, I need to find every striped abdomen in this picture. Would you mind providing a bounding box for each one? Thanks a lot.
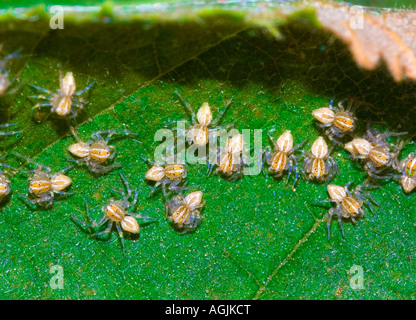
[311,158,326,179]
[165,164,186,180]
[219,153,237,174]
[341,196,361,217]
[171,204,190,227]
[30,179,52,195]
[90,142,111,162]
[405,157,416,177]
[334,111,355,132]
[369,147,390,167]
[270,151,288,173]
[189,124,209,146]
[105,203,125,222]
[54,95,72,117]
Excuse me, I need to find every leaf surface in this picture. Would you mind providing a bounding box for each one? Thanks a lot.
[0,0,415,300]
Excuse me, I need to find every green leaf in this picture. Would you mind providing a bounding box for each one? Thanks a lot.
[1,0,416,300]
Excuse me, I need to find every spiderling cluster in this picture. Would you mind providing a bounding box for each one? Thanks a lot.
[0,44,414,248]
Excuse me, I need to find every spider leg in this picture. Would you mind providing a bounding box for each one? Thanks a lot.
[3,48,22,62]
[293,138,308,151]
[12,152,50,172]
[71,214,92,232]
[337,209,345,239]
[211,96,233,126]
[95,221,113,238]
[115,223,125,254]
[46,192,54,208]
[17,192,37,209]
[53,190,74,198]
[327,131,343,146]
[344,180,355,190]
[131,190,138,207]
[0,130,19,136]
[0,122,17,129]
[337,99,346,111]
[319,199,338,204]
[266,130,277,147]
[74,80,96,96]
[119,173,132,199]
[92,214,108,230]
[29,83,54,96]
[88,161,120,174]
[328,97,336,110]
[174,90,196,123]
[71,200,95,231]
[288,155,299,188]
[207,160,216,177]
[327,208,334,240]
[33,102,53,109]
[127,211,149,220]
[147,181,162,198]
[90,132,104,141]
[325,157,339,181]
[141,157,157,167]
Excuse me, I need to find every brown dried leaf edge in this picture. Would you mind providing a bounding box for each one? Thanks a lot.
[313,1,416,81]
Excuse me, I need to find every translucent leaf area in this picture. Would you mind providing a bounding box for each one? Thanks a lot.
[0,1,415,299]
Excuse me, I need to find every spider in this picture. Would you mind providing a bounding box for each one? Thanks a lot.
[263,129,306,188]
[165,190,204,234]
[0,171,10,202]
[321,182,379,238]
[208,133,247,181]
[344,137,372,159]
[68,127,135,175]
[30,71,95,119]
[312,98,356,145]
[13,153,73,208]
[0,155,16,203]
[345,129,405,180]
[174,90,233,147]
[143,157,190,197]
[302,136,338,183]
[393,152,416,193]
[72,173,153,250]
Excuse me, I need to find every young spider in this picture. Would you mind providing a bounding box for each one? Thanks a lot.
[0,173,11,203]
[68,127,135,175]
[312,98,356,145]
[72,173,153,250]
[345,129,406,180]
[174,90,233,147]
[393,152,416,193]
[344,137,372,159]
[322,182,379,238]
[13,153,73,208]
[208,133,247,181]
[263,129,306,188]
[0,45,21,96]
[302,136,338,183]
[0,155,16,203]
[30,71,94,119]
[165,190,205,234]
[143,157,189,197]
